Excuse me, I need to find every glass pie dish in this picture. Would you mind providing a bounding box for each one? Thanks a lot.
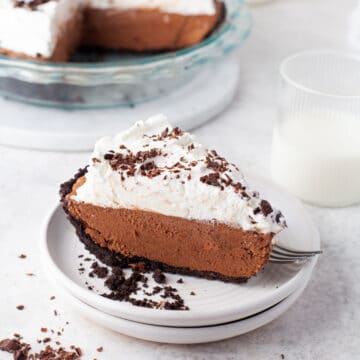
[0,0,252,109]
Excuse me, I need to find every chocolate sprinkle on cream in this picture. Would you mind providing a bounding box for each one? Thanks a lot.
[260,200,273,217]
[105,147,163,180]
[13,0,53,11]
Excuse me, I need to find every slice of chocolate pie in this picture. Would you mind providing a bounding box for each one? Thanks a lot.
[61,115,286,283]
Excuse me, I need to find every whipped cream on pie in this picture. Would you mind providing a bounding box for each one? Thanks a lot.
[0,0,81,58]
[89,0,216,15]
[72,114,286,234]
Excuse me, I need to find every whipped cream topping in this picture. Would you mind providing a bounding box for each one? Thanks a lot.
[0,0,82,58]
[72,115,286,235]
[0,0,217,58]
[89,0,216,15]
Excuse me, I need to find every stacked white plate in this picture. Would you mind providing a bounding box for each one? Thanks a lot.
[41,173,320,344]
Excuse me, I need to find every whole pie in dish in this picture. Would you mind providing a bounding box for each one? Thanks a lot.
[60,115,286,283]
[0,0,224,62]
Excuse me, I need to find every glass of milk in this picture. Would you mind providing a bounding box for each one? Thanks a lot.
[271,50,360,207]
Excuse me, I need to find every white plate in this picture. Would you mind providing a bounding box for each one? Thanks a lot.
[41,173,320,327]
[56,277,310,344]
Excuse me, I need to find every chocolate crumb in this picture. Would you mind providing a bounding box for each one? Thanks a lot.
[97,346,103,352]
[18,254,27,259]
[1,334,82,359]
[40,328,47,333]
[0,339,22,352]
[100,264,188,310]
[16,305,24,311]
[89,262,108,278]
[50,296,56,300]
[176,278,184,284]
[190,291,196,296]
[153,269,166,284]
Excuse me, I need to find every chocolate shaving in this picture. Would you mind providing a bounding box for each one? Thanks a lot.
[104,148,163,180]
[153,127,184,141]
[13,0,52,11]
[260,200,273,216]
[200,173,224,190]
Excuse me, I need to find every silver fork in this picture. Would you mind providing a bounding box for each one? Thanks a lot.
[269,244,322,263]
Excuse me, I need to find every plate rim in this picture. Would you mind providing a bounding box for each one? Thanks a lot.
[40,172,320,327]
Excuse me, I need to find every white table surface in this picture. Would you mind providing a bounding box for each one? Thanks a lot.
[1,1,359,359]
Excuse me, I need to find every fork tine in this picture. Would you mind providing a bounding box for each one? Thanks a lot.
[273,244,323,256]
[271,248,315,258]
[269,259,297,264]
[269,254,309,262]
[269,256,304,264]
